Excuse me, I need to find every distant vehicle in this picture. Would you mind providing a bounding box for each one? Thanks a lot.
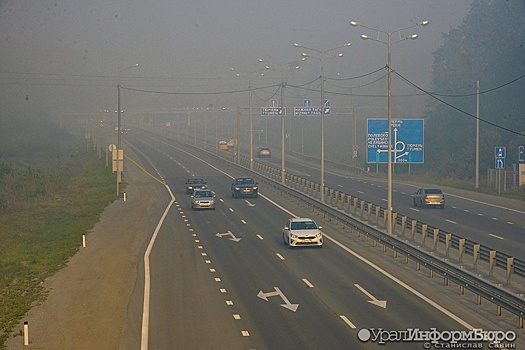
[218,140,228,151]
[191,189,216,210]
[231,177,258,198]
[282,218,323,248]
[256,147,271,158]
[185,178,207,194]
[412,188,445,208]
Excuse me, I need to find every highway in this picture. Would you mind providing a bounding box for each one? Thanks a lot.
[121,130,525,349]
[245,140,525,261]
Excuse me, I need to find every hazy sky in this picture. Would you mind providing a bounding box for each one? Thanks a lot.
[0,0,472,120]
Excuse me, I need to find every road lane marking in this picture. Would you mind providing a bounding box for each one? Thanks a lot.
[276,253,285,260]
[257,234,264,240]
[340,315,357,329]
[445,219,457,224]
[489,234,504,240]
[302,278,314,288]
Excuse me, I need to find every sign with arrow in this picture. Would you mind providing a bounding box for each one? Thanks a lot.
[215,231,241,242]
[257,287,299,312]
[354,284,387,308]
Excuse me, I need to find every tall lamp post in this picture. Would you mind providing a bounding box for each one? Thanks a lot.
[350,20,428,234]
[259,59,301,184]
[117,63,140,195]
[293,43,351,203]
[231,67,266,170]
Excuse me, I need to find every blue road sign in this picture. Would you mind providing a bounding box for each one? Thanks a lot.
[261,107,285,116]
[519,145,524,163]
[495,157,505,169]
[495,147,506,158]
[367,119,424,164]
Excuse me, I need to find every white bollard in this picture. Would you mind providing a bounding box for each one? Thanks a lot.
[82,234,86,248]
[24,321,29,345]
[123,192,127,202]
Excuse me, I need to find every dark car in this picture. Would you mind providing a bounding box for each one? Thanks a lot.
[256,147,271,158]
[231,177,258,198]
[185,178,207,194]
[412,188,445,208]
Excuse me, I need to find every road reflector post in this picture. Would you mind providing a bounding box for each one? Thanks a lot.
[489,250,496,277]
[82,234,86,248]
[24,321,29,345]
[477,295,482,305]
[123,191,127,202]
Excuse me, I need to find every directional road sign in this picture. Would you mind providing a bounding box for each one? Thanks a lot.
[367,119,424,164]
[261,107,285,116]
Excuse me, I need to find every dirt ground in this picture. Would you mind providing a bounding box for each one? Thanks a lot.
[5,158,166,350]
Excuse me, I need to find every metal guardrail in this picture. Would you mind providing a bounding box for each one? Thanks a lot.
[142,128,525,327]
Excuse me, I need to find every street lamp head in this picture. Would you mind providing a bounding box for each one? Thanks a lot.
[258,58,263,63]
[419,20,429,26]
[407,34,418,40]
[344,42,352,47]
[301,52,309,58]
[360,34,369,40]
[293,43,300,47]
[350,21,359,27]
[337,53,344,57]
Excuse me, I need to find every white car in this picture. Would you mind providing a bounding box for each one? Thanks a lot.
[282,218,323,248]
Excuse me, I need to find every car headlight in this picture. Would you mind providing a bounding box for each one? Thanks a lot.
[235,187,240,190]
[316,233,322,238]
[193,200,199,204]
[291,234,297,239]
[253,186,257,190]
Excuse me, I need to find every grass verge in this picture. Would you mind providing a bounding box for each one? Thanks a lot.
[0,150,116,348]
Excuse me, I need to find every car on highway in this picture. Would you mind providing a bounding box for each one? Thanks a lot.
[282,218,323,248]
[218,140,228,151]
[185,178,207,194]
[412,188,445,208]
[256,147,271,158]
[231,177,258,198]
[191,189,216,210]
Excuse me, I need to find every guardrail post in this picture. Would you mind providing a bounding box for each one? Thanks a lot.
[489,251,496,277]
[346,195,352,213]
[353,197,358,214]
[411,220,417,241]
[459,239,465,263]
[401,216,407,236]
[433,228,439,251]
[422,224,428,245]
[445,234,451,259]
[366,203,372,222]
[473,244,480,270]
[392,213,397,234]
[375,206,380,226]
[359,200,365,217]
[507,257,514,285]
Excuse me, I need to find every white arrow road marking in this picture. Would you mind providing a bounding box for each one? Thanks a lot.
[215,230,241,242]
[244,200,256,207]
[257,287,299,312]
[354,284,387,308]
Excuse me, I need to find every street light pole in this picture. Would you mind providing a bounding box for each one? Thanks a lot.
[116,63,139,196]
[293,43,350,202]
[350,20,428,234]
[260,59,301,184]
[231,67,266,170]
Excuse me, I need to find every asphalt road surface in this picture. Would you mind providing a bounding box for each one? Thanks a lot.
[6,131,525,349]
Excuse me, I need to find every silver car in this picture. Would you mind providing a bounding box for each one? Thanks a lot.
[282,218,323,248]
[191,189,216,210]
[412,188,445,209]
